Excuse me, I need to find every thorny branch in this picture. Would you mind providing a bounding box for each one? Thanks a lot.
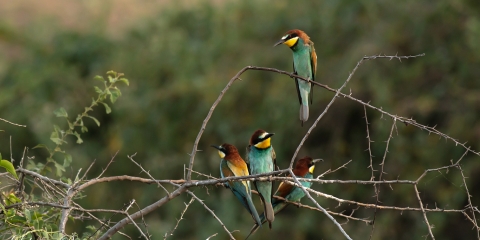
[8,53,480,239]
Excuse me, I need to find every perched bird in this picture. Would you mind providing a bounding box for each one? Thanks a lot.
[211,143,262,227]
[274,29,317,125]
[246,156,321,238]
[246,129,276,228]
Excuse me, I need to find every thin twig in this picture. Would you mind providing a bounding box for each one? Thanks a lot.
[288,169,352,240]
[124,200,150,240]
[186,190,236,240]
[370,118,396,238]
[0,117,26,127]
[164,197,195,239]
[128,153,170,195]
[98,186,187,240]
[289,54,382,168]
[414,184,435,239]
[458,164,480,239]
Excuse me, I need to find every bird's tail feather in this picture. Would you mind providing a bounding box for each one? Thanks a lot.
[264,201,275,229]
[247,196,262,227]
[258,193,275,228]
[246,223,260,240]
[300,104,309,123]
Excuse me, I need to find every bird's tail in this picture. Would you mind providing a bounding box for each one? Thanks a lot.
[247,195,262,227]
[299,103,309,123]
[246,222,261,240]
[264,201,275,228]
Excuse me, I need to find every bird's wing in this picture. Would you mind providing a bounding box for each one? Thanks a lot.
[271,147,277,170]
[226,161,250,190]
[293,62,302,104]
[245,145,251,171]
[310,42,317,81]
[270,147,277,204]
[220,159,232,189]
[222,160,252,208]
[309,42,317,104]
[273,174,294,204]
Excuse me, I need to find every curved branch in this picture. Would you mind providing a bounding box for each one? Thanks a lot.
[98,185,188,240]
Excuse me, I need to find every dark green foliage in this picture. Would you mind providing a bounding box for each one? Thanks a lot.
[1,0,480,239]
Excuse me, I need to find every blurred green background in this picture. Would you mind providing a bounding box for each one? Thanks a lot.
[1,0,480,239]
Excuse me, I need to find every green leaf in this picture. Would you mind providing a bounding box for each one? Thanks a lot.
[107,70,116,76]
[108,75,115,83]
[25,209,32,223]
[119,78,129,86]
[99,93,107,101]
[101,102,111,114]
[50,131,63,145]
[73,131,83,144]
[54,124,64,136]
[5,193,21,204]
[94,75,105,82]
[53,107,68,118]
[67,120,74,130]
[94,86,103,94]
[81,126,88,133]
[87,116,100,126]
[32,144,51,153]
[91,97,98,106]
[54,162,65,177]
[110,88,122,103]
[9,215,26,224]
[64,154,72,168]
[31,211,44,221]
[0,160,18,179]
[27,159,42,171]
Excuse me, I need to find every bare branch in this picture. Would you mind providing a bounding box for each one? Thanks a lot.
[186,190,236,240]
[98,185,188,240]
[128,153,170,195]
[164,197,195,239]
[0,117,26,127]
[458,164,480,239]
[288,169,352,240]
[414,184,435,239]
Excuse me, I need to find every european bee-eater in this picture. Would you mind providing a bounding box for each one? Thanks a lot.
[274,29,317,125]
[211,143,262,227]
[246,129,276,228]
[246,156,320,238]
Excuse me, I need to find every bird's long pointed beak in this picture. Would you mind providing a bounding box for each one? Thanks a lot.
[210,145,221,150]
[312,159,323,163]
[273,39,285,47]
[265,133,275,139]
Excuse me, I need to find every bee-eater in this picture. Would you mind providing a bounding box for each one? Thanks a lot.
[211,143,262,227]
[246,156,320,238]
[274,29,317,125]
[246,129,276,228]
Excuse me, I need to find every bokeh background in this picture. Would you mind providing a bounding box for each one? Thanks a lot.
[1,0,480,239]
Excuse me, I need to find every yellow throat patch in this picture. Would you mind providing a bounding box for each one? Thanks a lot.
[254,137,271,149]
[309,165,315,174]
[284,36,299,48]
[217,150,225,159]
